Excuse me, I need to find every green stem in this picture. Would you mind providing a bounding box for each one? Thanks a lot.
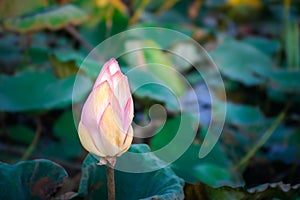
[65,25,94,52]
[233,112,285,171]
[21,118,41,161]
[129,0,150,25]
[107,165,115,200]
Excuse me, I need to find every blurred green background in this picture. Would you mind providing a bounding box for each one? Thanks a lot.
[0,0,300,199]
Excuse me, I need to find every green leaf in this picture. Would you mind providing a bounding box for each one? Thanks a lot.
[52,51,100,78]
[224,102,266,126]
[0,0,48,19]
[168,41,203,72]
[210,38,272,86]
[193,164,232,187]
[267,88,300,103]
[28,47,50,64]
[266,69,300,102]
[3,5,88,33]
[6,125,35,145]
[0,34,23,69]
[42,111,82,159]
[127,67,180,111]
[49,54,79,78]
[129,23,194,49]
[79,9,129,46]
[0,159,68,199]
[0,71,92,112]
[285,19,300,69]
[234,112,285,171]
[53,111,77,141]
[76,144,184,200]
[150,114,242,187]
[242,36,281,56]
[185,182,300,200]
[268,70,300,94]
[141,10,189,25]
[123,39,186,96]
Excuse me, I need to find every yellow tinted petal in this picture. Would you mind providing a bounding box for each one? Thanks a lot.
[78,122,105,157]
[99,104,129,156]
[117,125,133,156]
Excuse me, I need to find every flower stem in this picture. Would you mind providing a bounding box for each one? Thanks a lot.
[107,165,115,200]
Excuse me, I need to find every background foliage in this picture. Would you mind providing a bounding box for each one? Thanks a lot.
[0,0,300,199]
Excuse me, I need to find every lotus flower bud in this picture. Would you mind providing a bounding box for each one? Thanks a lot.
[78,58,134,165]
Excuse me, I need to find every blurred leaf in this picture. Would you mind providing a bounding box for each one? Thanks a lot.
[28,47,50,64]
[126,23,192,48]
[210,38,272,86]
[52,51,100,78]
[186,71,204,85]
[40,143,74,161]
[285,19,299,69]
[289,128,300,146]
[185,182,300,200]
[0,71,92,112]
[0,0,48,19]
[6,125,35,145]
[247,182,300,199]
[151,114,242,187]
[268,70,300,94]
[204,0,227,7]
[227,0,262,22]
[0,34,23,70]
[49,54,78,78]
[180,83,212,126]
[243,36,281,56]
[123,39,186,96]
[53,111,77,141]
[224,102,266,126]
[76,144,185,200]
[267,144,300,164]
[266,69,300,102]
[141,9,189,25]
[80,9,129,46]
[0,159,68,199]
[2,5,88,33]
[127,67,180,111]
[267,88,300,103]
[234,112,285,171]
[43,111,82,159]
[266,128,300,163]
[193,164,232,187]
[168,41,202,72]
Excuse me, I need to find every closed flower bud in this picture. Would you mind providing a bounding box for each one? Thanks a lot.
[78,58,134,165]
